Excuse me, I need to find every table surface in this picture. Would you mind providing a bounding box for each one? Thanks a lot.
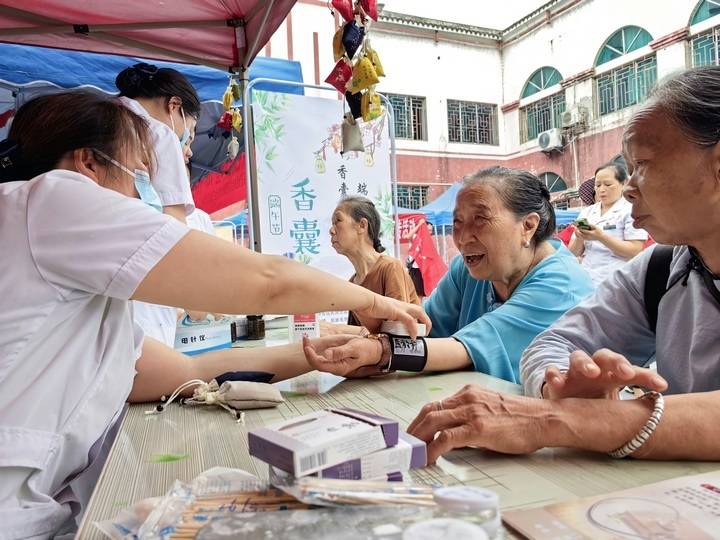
[78,330,719,539]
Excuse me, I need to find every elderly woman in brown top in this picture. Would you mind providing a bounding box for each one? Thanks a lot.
[323,196,420,335]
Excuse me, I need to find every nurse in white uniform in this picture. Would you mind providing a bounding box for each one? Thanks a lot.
[0,91,429,539]
[116,62,201,347]
[570,162,648,286]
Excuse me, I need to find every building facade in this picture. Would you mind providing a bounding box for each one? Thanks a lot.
[266,0,720,207]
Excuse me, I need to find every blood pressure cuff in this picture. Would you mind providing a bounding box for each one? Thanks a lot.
[388,335,428,372]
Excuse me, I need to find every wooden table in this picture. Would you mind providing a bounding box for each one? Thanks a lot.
[78,340,719,538]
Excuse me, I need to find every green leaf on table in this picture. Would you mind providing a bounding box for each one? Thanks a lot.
[149,452,190,463]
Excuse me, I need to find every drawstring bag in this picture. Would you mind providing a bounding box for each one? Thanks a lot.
[325,59,353,93]
[333,26,345,61]
[349,56,379,94]
[232,109,243,131]
[332,0,354,22]
[146,379,284,423]
[342,20,365,59]
[341,112,365,154]
[366,47,385,77]
[360,0,378,21]
[361,89,383,122]
[345,90,363,119]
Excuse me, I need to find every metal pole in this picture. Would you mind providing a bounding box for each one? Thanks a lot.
[377,93,399,257]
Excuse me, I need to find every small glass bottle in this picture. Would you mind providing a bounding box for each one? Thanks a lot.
[246,315,265,340]
[433,486,501,538]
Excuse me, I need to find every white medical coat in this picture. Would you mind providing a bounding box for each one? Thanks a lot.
[0,170,188,539]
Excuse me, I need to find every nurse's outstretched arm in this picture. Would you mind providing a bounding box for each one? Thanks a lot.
[133,230,430,338]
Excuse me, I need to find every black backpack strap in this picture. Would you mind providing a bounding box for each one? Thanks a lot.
[644,245,674,333]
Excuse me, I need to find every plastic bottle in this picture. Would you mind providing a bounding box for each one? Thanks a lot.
[433,486,501,538]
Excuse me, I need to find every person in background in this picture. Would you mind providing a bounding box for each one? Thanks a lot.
[569,162,648,286]
[407,66,720,465]
[304,167,594,383]
[116,62,202,346]
[0,91,429,538]
[404,218,447,298]
[182,130,215,236]
[321,196,420,335]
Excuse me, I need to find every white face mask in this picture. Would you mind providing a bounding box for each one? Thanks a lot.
[170,106,190,148]
[93,149,162,211]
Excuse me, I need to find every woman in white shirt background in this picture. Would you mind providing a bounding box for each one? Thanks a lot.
[116,63,202,347]
[0,90,429,539]
[569,162,648,286]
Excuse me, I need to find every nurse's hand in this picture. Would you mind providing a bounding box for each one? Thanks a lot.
[356,295,431,340]
[407,384,548,463]
[542,349,668,400]
[573,224,603,241]
[302,335,384,378]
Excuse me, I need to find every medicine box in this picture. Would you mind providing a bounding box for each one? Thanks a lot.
[248,408,399,476]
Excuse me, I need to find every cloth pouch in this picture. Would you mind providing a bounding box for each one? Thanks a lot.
[361,90,383,122]
[185,379,284,411]
[332,0,354,22]
[333,26,345,61]
[342,20,365,59]
[360,0,378,20]
[349,56,379,94]
[325,59,353,93]
[366,47,385,77]
[341,113,365,153]
[346,90,363,119]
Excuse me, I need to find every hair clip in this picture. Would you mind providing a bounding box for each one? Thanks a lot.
[133,62,158,79]
[0,140,20,169]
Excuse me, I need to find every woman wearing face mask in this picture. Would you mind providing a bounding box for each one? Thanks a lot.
[116,63,202,347]
[304,167,594,383]
[322,196,420,335]
[569,162,648,286]
[0,91,429,539]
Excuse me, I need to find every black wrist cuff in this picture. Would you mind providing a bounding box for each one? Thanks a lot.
[388,334,428,372]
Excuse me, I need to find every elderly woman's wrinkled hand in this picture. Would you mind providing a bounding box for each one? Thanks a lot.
[302,334,384,378]
[407,384,551,463]
[543,349,668,399]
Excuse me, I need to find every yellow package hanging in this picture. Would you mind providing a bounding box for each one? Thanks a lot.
[222,86,234,110]
[349,57,379,95]
[333,27,345,62]
[361,90,383,122]
[232,109,243,131]
[231,81,242,100]
[367,48,385,77]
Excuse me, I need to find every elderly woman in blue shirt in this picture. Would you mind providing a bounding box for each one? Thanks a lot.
[303,166,594,383]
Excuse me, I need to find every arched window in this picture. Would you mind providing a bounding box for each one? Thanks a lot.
[691,1,720,66]
[595,26,653,66]
[691,0,720,25]
[595,27,657,116]
[519,67,565,143]
[539,172,567,193]
[521,67,563,99]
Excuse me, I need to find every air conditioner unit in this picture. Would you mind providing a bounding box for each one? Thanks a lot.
[538,128,563,152]
[561,105,589,129]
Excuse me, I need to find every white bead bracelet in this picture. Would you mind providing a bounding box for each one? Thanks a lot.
[608,391,665,459]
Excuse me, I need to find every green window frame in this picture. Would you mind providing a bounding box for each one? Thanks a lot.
[521,67,563,99]
[519,92,566,143]
[539,172,567,193]
[396,185,429,210]
[691,0,720,25]
[595,26,653,66]
[447,99,499,145]
[387,94,427,141]
[596,56,657,116]
[692,27,720,66]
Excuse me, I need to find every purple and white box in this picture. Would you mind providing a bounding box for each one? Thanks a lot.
[317,432,426,480]
[248,407,399,476]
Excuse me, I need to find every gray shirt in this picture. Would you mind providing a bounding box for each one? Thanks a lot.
[521,245,720,397]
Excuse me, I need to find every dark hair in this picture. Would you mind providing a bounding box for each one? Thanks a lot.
[0,90,154,183]
[462,166,556,245]
[594,162,628,183]
[645,65,720,148]
[338,196,385,253]
[116,62,201,118]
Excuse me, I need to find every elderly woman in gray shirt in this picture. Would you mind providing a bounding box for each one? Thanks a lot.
[406,65,720,464]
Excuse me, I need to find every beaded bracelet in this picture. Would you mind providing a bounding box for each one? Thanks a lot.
[608,391,665,459]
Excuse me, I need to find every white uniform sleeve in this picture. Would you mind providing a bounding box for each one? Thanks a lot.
[27,173,190,299]
[520,247,658,397]
[151,124,195,215]
[621,207,649,241]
